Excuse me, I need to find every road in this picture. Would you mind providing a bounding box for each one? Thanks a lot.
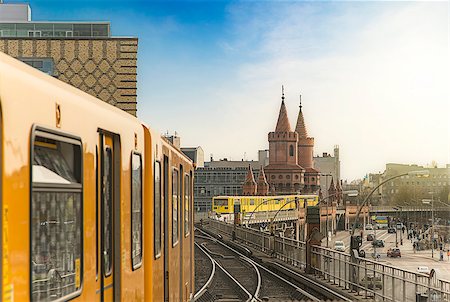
[324,228,450,282]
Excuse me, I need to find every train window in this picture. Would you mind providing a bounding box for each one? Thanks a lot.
[214,198,228,207]
[103,147,113,277]
[154,161,161,258]
[131,153,142,269]
[184,174,190,236]
[172,168,179,246]
[250,199,255,205]
[31,132,82,301]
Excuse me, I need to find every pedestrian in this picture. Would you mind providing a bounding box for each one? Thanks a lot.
[447,250,450,261]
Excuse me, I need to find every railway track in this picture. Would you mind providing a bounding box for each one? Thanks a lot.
[194,228,345,301]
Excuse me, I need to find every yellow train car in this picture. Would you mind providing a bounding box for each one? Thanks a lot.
[0,52,194,301]
[212,195,319,222]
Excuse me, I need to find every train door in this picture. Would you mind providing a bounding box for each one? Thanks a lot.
[163,155,169,301]
[98,133,120,301]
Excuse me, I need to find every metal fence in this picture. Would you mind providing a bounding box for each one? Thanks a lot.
[206,218,450,301]
[311,246,450,301]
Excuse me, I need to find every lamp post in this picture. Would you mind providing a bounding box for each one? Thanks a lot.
[349,170,429,288]
[320,173,333,247]
[268,190,358,240]
[244,197,283,227]
[423,191,435,259]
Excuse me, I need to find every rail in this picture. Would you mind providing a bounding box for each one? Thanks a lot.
[193,242,216,301]
[207,218,450,301]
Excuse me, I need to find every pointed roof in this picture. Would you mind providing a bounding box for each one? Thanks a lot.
[257,166,268,185]
[328,177,336,193]
[295,94,308,138]
[275,86,292,132]
[244,165,256,185]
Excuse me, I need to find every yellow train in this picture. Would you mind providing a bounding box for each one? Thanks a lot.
[212,195,319,223]
[0,52,194,301]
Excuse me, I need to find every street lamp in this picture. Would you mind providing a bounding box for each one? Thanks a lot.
[423,191,435,259]
[244,197,284,227]
[320,173,333,249]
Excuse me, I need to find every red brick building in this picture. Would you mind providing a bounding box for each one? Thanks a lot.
[264,88,320,195]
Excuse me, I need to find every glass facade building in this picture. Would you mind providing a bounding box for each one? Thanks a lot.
[0,22,110,38]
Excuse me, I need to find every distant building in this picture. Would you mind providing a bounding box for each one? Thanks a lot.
[314,146,341,196]
[380,163,450,204]
[0,1,138,116]
[194,159,264,212]
[181,147,204,168]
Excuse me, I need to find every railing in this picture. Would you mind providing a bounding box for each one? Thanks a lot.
[311,246,450,301]
[206,218,450,302]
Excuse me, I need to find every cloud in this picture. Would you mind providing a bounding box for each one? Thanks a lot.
[206,1,449,179]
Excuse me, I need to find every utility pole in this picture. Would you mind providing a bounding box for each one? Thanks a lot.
[432,192,434,259]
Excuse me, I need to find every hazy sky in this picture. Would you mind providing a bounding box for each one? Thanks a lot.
[28,0,449,181]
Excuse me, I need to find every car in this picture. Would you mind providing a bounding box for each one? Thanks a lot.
[366,233,374,241]
[365,224,373,230]
[334,241,346,252]
[388,227,396,233]
[359,275,382,289]
[358,250,366,258]
[396,223,403,230]
[372,239,384,247]
[387,248,401,258]
[417,266,430,275]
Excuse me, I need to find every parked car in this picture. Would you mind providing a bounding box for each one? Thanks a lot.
[417,266,430,275]
[388,227,396,233]
[360,275,382,289]
[396,223,403,230]
[334,241,346,252]
[365,224,373,230]
[366,233,374,241]
[387,248,401,258]
[372,239,384,247]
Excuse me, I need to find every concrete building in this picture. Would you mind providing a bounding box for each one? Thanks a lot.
[0,1,138,116]
[381,163,450,204]
[194,159,264,212]
[181,147,204,168]
[314,146,341,195]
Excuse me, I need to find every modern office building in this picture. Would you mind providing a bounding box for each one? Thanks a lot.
[0,1,138,116]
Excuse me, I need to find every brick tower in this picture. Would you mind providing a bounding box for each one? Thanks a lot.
[295,95,320,193]
[242,165,257,195]
[265,86,305,194]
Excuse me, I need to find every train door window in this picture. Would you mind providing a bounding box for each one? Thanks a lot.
[172,168,179,246]
[250,199,255,206]
[184,174,190,236]
[131,153,142,269]
[31,131,82,301]
[154,161,161,258]
[103,147,113,276]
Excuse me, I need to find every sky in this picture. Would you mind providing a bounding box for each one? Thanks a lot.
[24,0,450,181]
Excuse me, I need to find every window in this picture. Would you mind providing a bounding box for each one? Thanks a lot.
[184,174,190,236]
[154,162,161,258]
[20,58,55,76]
[172,169,179,246]
[103,147,113,276]
[31,131,82,301]
[131,153,142,269]
[250,199,255,205]
[289,145,294,156]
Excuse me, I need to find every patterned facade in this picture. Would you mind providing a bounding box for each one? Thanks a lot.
[0,37,138,116]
